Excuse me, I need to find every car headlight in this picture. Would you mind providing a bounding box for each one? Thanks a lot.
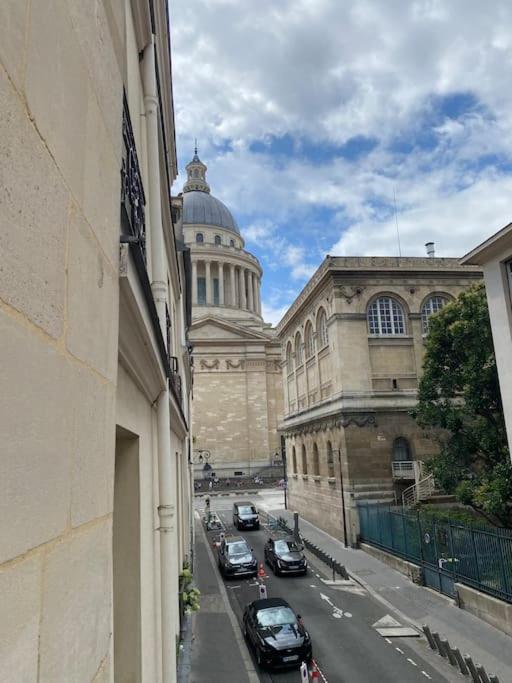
[277,560,283,568]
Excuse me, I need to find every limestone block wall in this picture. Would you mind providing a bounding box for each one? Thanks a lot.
[0,2,123,680]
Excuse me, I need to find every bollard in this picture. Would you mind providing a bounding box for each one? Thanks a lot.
[432,632,447,658]
[476,665,491,683]
[452,648,469,676]
[258,582,267,600]
[440,639,457,667]
[294,511,300,543]
[463,655,481,683]
[332,557,336,582]
[299,661,309,682]
[422,625,437,651]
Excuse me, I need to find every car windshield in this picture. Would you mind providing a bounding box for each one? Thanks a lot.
[238,506,256,515]
[257,607,296,627]
[274,540,301,554]
[227,542,249,556]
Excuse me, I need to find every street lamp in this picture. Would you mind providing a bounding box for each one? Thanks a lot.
[333,448,348,548]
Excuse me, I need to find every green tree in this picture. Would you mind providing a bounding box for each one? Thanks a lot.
[413,283,512,526]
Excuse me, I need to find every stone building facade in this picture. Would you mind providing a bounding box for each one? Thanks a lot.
[181,153,283,477]
[277,256,481,544]
[1,3,192,682]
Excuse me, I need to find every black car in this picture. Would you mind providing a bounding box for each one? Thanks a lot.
[243,597,312,669]
[264,537,307,576]
[217,536,258,578]
[233,501,260,530]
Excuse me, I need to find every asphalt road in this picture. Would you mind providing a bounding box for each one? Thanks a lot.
[199,496,451,683]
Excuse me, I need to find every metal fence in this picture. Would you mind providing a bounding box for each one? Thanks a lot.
[358,503,512,603]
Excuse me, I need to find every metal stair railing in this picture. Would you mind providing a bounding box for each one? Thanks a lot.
[401,472,435,507]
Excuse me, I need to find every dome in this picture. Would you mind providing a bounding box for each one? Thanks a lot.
[183,191,240,234]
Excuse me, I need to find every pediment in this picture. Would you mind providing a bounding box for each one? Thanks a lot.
[190,316,270,342]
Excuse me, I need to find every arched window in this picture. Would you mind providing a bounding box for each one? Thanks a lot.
[304,322,315,358]
[214,234,222,245]
[327,441,334,478]
[312,443,320,476]
[317,308,328,348]
[286,342,294,373]
[301,445,307,474]
[368,296,405,335]
[196,233,204,243]
[292,446,297,473]
[392,437,411,461]
[295,332,303,366]
[230,239,235,247]
[421,295,448,334]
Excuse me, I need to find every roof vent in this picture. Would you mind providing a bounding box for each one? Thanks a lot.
[425,242,435,258]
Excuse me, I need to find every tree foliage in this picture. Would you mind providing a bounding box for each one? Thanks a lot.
[413,283,512,526]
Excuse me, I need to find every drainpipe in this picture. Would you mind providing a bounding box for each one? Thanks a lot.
[143,38,178,683]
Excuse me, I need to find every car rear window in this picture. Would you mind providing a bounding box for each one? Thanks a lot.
[238,506,256,515]
[257,607,296,627]
[227,541,249,556]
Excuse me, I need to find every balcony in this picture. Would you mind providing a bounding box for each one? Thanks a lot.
[391,460,422,480]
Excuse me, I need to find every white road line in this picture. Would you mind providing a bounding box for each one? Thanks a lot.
[407,658,417,666]
[421,672,432,680]
[344,612,352,618]
[309,584,318,588]
[385,638,393,644]
[395,647,404,655]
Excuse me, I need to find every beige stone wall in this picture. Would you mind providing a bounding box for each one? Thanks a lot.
[0,1,123,679]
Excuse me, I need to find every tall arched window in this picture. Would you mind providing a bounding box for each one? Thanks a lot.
[368,296,406,335]
[230,239,235,247]
[292,446,297,473]
[304,322,315,358]
[214,234,222,245]
[301,445,307,474]
[196,233,204,243]
[286,342,294,374]
[317,308,328,348]
[295,332,303,366]
[312,443,320,475]
[421,295,448,334]
[327,441,334,478]
[392,437,411,461]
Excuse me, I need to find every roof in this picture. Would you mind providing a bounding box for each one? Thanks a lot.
[183,190,240,234]
[251,597,290,611]
[461,222,512,265]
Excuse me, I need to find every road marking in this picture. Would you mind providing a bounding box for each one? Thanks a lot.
[344,612,352,618]
[395,647,404,655]
[407,658,417,666]
[332,612,342,619]
[385,638,392,644]
[421,672,432,680]
[227,585,241,590]
[309,584,318,588]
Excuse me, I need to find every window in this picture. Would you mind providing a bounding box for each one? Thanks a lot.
[196,233,204,243]
[368,296,405,335]
[230,239,235,247]
[292,446,297,473]
[421,295,448,334]
[392,437,411,461]
[286,342,294,373]
[312,443,320,476]
[295,333,303,366]
[317,308,328,347]
[213,278,219,305]
[197,277,206,305]
[301,445,307,474]
[215,235,222,245]
[327,441,334,478]
[305,322,315,358]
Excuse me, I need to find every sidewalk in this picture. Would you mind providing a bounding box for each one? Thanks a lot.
[187,518,257,683]
[273,508,512,682]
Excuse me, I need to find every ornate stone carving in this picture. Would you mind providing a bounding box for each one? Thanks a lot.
[200,359,219,370]
[336,285,365,304]
[283,411,377,437]
[226,359,245,370]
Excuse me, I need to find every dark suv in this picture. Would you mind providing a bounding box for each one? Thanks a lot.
[217,536,258,578]
[233,501,260,530]
[264,536,307,575]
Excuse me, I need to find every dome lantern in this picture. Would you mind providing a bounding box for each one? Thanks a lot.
[183,144,210,194]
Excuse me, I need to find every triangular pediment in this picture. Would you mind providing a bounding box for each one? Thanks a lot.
[190,315,271,342]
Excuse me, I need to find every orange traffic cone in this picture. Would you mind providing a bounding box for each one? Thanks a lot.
[258,562,266,578]
[310,661,320,680]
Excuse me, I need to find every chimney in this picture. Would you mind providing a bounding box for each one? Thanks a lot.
[425,242,435,258]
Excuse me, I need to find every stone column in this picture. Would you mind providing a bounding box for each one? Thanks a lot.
[256,277,261,314]
[218,262,224,305]
[247,271,254,311]
[192,260,198,305]
[205,260,211,305]
[239,268,247,309]
[230,264,236,306]
[252,274,258,314]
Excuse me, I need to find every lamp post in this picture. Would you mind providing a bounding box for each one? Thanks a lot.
[334,449,348,548]
[280,440,288,509]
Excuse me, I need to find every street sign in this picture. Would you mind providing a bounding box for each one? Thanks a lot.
[299,661,309,681]
[258,583,267,599]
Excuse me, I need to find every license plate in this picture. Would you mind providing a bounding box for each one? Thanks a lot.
[283,655,298,662]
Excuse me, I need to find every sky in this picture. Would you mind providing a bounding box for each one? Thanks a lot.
[169,0,512,325]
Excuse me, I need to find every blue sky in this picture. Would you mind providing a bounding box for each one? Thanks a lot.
[170,0,512,324]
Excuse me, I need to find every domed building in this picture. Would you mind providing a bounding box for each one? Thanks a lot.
[182,151,283,478]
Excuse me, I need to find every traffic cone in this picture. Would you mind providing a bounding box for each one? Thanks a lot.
[310,661,320,680]
[258,562,266,578]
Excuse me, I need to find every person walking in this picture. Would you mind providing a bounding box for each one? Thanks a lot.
[209,480,213,491]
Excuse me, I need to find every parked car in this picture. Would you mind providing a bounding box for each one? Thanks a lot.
[264,536,307,576]
[233,501,260,530]
[243,597,312,669]
[217,536,258,578]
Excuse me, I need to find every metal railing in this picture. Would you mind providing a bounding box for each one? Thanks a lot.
[402,472,435,506]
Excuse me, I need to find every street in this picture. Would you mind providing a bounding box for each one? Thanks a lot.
[195,493,452,683]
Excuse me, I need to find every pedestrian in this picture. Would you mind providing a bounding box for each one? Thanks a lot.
[226,478,230,487]
[209,480,213,491]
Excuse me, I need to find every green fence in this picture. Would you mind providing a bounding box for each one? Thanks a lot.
[358,503,512,603]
